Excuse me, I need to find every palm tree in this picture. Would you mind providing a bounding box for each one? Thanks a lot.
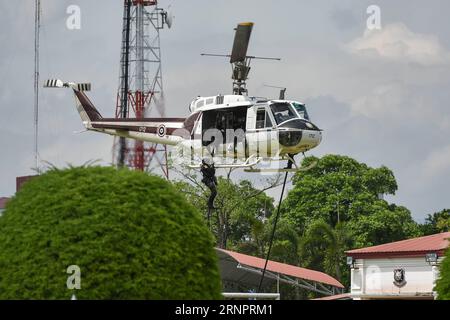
[299,220,350,281]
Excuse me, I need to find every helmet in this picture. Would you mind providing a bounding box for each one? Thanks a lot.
[202,158,214,166]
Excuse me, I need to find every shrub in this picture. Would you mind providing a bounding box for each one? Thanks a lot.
[436,248,450,300]
[0,166,221,299]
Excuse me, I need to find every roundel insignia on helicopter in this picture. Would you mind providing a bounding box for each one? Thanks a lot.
[158,124,166,137]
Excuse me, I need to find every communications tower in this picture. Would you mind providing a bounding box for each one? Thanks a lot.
[114,0,172,177]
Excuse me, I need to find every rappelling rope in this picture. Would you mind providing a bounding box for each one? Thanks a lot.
[258,171,289,292]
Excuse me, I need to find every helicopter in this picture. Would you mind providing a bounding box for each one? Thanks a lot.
[44,22,322,172]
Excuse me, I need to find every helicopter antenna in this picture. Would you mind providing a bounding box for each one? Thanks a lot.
[263,84,287,100]
[201,22,280,96]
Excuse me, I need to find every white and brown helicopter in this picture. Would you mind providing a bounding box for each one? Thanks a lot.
[44,22,322,172]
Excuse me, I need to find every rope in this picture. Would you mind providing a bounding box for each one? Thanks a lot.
[258,171,289,292]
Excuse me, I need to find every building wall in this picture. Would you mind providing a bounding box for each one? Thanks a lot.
[350,257,442,299]
[0,197,11,216]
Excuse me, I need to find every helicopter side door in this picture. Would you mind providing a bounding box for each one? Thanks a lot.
[201,107,247,159]
[246,105,278,158]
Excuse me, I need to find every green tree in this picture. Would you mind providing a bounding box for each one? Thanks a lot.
[346,204,422,248]
[174,169,276,250]
[174,154,422,293]
[435,248,450,300]
[299,221,351,282]
[283,155,419,239]
[267,218,301,265]
[282,155,421,288]
[421,209,450,235]
[216,178,274,249]
[282,155,399,233]
[0,166,221,299]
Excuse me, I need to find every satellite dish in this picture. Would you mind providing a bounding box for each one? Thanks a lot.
[165,8,173,29]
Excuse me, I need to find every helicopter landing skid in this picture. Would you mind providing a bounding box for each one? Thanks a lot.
[244,168,297,173]
[244,155,318,173]
[243,163,317,173]
[187,155,261,170]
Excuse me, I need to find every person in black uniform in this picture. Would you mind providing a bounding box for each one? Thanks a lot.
[201,159,217,208]
[200,159,218,226]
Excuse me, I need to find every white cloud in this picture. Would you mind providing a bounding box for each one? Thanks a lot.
[347,23,450,66]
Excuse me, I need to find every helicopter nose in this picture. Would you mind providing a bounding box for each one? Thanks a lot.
[277,119,322,152]
[301,129,322,149]
[278,128,322,150]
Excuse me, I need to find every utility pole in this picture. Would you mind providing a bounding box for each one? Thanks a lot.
[34,0,41,172]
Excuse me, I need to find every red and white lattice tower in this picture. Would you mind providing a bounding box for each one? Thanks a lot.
[114,0,171,177]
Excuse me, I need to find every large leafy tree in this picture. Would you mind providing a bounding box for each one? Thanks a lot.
[299,221,351,282]
[346,204,422,248]
[422,209,450,235]
[282,155,419,239]
[282,155,421,287]
[173,169,276,249]
[266,218,301,265]
[174,169,304,265]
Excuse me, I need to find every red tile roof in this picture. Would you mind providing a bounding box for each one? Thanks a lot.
[346,232,450,258]
[217,248,344,288]
[0,197,10,209]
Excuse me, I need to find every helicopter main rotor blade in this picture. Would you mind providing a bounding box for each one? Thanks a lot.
[230,22,254,63]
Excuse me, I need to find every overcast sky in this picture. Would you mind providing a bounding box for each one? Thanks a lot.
[1,0,449,222]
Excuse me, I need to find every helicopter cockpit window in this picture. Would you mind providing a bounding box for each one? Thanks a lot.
[270,103,297,125]
[256,109,265,129]
[256,108,273,129]
[292,102,310,121]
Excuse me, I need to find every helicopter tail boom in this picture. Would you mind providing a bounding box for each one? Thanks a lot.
[44,79,185,146]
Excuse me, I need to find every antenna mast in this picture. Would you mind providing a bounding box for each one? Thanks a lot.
[114,0,172,176]
[34,0,41,171]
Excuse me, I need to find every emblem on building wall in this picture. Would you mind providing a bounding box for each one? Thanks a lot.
[393,268,407,287]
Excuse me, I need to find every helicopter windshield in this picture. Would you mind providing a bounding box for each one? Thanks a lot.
[270,103,298,125]
[292,102,310,121]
